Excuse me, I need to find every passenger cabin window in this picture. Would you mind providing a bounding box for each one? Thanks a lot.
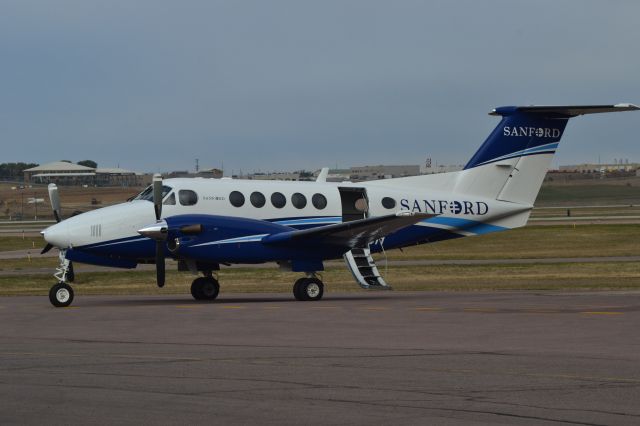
[381,197,396,209]
[271,192,286,208]
[291,193,307,209]
[163,193,176,205]
[229,191,245,207]
[179,190,198,206]
[312,193,327,210]
[250,192,266,208]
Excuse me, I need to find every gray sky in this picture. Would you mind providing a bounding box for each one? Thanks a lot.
[2,0,639,174]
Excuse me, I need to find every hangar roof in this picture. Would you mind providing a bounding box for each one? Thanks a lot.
[24,161,95,172]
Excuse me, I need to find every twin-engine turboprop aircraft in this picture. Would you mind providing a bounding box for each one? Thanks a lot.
[41,104,638,307]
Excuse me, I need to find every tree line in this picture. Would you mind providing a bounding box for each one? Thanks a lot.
[0,163,38,179]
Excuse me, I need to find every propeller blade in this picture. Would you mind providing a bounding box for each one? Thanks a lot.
[152,174,163,221]
[155,241,165,288]
[48,183,62,222]
[41,243,53,254]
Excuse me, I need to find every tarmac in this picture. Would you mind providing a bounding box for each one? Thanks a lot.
[1,291,639,425]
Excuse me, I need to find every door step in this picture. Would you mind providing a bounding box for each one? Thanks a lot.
[343,247,391,290]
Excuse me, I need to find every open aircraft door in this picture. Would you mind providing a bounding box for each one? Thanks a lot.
[338,187,392,290]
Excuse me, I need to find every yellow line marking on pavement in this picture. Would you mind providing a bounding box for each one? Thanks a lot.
[362,306,389,311]
[464,308,497,313]
[220,305,245,309]
[176,305,203,309]
[523,309,560,314]
[581,311,623,316]
[414,307,443,312]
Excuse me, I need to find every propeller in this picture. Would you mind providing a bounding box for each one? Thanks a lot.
[42,183,74,281]
[48,183,62,223]
[152,174,165,288]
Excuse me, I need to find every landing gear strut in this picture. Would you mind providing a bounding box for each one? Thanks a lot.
[49,250,74,307]
[191,275,220,301]
[293,274,324,301]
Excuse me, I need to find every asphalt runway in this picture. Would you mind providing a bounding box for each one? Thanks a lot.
[1,291,639,425]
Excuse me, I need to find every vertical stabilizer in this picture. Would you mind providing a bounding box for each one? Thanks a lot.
[454,104,638,205]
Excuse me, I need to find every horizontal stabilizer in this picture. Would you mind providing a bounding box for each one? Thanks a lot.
[263,212,434,249]
[490,103,639,117]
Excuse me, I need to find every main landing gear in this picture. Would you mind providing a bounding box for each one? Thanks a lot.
[293,274,324,301]
[49,250,74,307]
[190,275,220,301]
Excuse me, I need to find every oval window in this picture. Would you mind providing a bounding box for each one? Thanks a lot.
[178,190,198,206]
[229,191,245,207]
[271,192,286,208]
[291,193,307,209]
[381,197,396,209]
[312,193,327,210]
[250,191,266,208]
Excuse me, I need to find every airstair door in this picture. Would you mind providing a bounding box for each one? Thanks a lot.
[337,187,369,222]
[338,187,392,290]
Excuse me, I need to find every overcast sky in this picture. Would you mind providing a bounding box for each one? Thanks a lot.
[2,0,639,174]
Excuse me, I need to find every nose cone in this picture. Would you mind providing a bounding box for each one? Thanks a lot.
[138,220,168,241]
[42,221,70,248]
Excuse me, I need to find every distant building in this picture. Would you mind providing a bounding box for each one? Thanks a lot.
[248,171,304,181]
[315,169,351,182]
[559,163,640,173]
[24,161,141,186]
[420,164,464,174]
[349,165,420,181]
[166,169,223,179]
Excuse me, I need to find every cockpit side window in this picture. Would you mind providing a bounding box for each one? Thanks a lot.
[133,185,172,202]
[163,192,176,205]
[179,189,198,206]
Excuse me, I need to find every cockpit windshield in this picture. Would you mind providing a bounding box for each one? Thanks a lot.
[132,185,173,202]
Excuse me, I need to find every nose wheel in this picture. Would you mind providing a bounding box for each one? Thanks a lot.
[293,277,324,301]
[49,250,75,307]
[49,282,74,307]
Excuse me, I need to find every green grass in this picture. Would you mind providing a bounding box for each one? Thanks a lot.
[1,262,639,296]
[375,224,640,261]
[535,184,640,206]
[0,236,45,252]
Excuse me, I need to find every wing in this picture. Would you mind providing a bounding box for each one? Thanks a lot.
[262,211,434,249]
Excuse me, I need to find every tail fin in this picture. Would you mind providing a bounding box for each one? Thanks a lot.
[454,104,639,205]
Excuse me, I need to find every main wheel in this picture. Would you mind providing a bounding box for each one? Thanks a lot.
[191,277,220,301]
[49,283,74,308]
[293,278,307,301]
[297,278,324,301]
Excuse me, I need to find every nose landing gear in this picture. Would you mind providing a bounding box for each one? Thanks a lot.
[49,250,74,307]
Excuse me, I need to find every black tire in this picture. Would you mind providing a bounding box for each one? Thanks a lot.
[293,278,307,301]
[49,283,74,308]
[191,278,204,300]
[200,277,220,300]
[191,277,220,301]
[298,278,324,301]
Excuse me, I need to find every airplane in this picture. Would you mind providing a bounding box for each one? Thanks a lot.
[40,103,638,307]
